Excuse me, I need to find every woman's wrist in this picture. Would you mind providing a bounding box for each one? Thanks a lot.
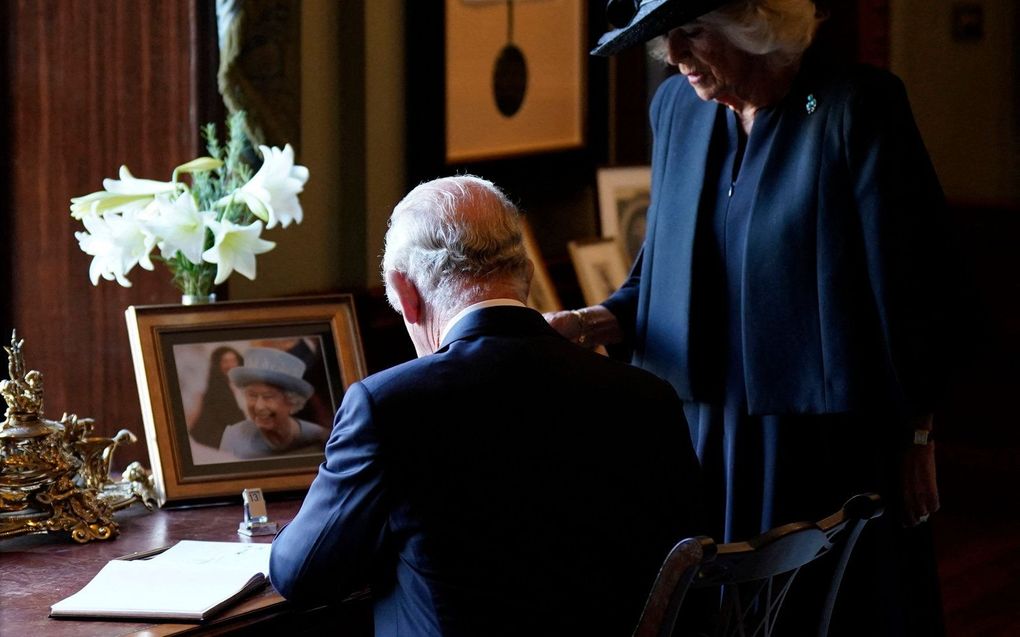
[909,413,934,446]
[570,309,591,346]
[570,305,623,347]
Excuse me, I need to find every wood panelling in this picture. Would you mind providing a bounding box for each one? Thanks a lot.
[1,1,12,345]
[5,1,214,468]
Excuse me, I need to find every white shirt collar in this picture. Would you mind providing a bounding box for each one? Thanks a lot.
[439,298,527,345]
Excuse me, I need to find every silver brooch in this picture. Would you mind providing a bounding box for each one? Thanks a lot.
[805,94,817,114]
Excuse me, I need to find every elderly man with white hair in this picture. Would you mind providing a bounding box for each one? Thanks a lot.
[270,175,701,637]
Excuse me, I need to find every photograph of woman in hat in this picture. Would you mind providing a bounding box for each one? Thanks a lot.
[546,0,960,634]
[219,347,331,460]
[187,345,246,449]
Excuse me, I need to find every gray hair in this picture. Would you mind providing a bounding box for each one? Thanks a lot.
[382,175,530,313]
[284,390,308,415]
[651,0,821,68]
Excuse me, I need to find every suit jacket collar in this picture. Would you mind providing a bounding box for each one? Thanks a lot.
[439,305,553,350]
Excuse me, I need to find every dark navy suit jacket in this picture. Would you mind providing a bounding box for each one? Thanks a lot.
[603,58,954,418]
[270,306,700,636]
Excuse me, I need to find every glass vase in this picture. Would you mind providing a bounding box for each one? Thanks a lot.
[181,293,217,305]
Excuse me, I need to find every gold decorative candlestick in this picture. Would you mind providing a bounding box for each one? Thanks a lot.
[0,331,155,543]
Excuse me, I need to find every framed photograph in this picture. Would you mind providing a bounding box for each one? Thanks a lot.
[406,1,595,186]
[125,295,366,506]
[597,166,651,264]
[568,238,631,306]
[521,217,562,313]
[445,0,586,162]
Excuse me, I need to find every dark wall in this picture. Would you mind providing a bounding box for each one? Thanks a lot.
[3,1,219,468]
[937,203,1020,507]
[404,0,622,310]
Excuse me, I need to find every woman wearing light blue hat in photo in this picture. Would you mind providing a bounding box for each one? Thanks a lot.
[219,347,330,459]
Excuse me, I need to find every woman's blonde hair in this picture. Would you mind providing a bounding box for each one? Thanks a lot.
[651,0,822,68]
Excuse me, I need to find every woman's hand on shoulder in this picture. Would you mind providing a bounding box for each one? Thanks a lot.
[544,306,623,350]
[544,310,584,343]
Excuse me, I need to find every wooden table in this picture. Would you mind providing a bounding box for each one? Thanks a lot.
[0,497,371,636]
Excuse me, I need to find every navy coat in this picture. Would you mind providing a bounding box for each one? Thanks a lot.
[603,58,953,418]
[270,306,700,637]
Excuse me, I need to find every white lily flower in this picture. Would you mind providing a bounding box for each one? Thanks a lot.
[70,165,181,219]
[70,113,309,293]
[202,218,275,284]
[74,211,157,287]
[103,166,178,196]
[70,190,153,219]
[143,193,213,265]
[238,144,309,229]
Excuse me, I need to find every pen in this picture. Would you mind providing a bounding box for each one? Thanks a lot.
[111,545,174,561]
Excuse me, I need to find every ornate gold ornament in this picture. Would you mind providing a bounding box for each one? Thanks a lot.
[0,331,156,543]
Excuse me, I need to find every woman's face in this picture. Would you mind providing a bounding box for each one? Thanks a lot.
[243,382,292,435]
[219,351,241,375]
[663,23,757,108]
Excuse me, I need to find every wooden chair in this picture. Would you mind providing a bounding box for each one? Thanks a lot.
[633,493,884,637]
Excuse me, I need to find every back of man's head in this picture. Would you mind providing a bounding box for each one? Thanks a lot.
[382,175,530,314]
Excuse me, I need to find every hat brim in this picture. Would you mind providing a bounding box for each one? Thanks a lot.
[591,0,731,57]
[229,367,314,398]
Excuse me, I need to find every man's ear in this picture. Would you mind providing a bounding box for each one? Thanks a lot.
[386,270,422,324]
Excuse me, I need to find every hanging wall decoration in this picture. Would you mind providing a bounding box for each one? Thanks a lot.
[445,0,586,162]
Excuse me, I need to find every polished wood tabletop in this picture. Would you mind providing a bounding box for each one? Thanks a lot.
[0,496,370,636]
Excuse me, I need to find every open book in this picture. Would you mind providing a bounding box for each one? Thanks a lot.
[50,540,272,622]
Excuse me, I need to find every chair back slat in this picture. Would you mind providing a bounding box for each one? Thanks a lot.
[631,493,884,637]
[700,525,830,584]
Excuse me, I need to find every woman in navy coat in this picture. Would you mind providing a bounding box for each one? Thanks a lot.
[548,0,954,633]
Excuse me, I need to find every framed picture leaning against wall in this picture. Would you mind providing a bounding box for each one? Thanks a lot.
[568,237,630,307]
[125,295,366,506]
[596,165,651,265]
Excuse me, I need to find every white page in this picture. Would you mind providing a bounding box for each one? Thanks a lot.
[49,541,271,620]
[148,540,271,573]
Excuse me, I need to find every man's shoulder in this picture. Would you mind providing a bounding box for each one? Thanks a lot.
[354,354,439,404]
[588,349,682,401]
[355,331,682,413]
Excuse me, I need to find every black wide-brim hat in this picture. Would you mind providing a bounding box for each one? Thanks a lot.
[592,0,734,56]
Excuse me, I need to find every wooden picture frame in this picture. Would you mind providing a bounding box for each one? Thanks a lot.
[406,0,602,189]
[444,0,586,163]
[125,295,366,506]
[597,165,651,264]
[568,237,630,306]
[521,217,563,313]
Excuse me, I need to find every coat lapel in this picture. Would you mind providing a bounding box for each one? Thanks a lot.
[636,81,716,398]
